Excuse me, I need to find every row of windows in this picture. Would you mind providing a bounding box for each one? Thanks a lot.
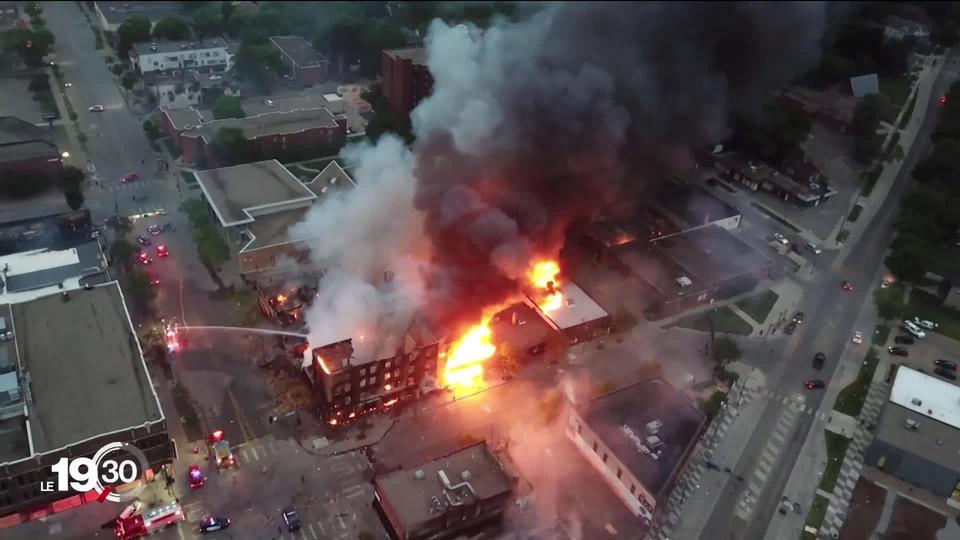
[581,422,640,499]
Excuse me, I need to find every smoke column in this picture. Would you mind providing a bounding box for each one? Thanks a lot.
[294,1,826,352]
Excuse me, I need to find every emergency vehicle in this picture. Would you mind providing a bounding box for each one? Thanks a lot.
[209,430,236,469]
[114,501,184,539]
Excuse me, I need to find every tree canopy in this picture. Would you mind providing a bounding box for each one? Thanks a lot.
[211,95,245,120]
[153,16,191,41]
[117,16,152,55]
[1,28,55,67]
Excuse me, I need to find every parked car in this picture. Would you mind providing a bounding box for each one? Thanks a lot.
[813,352,825,369]
[841,280,854,291]
[935,359,958,371]
[805,242,822,255]
[894,335,915,345]
[784,321,797,335]
[773,233,789,245]
[137,252,152,265]
[136,235,151,246]
[156,244,169,257]
[851,331,863,345]
[121,172,140,183]
[792,312,805,325]
[148,224,161,235]
[282,507,301,532]
[805,379,825,389]
[910,317,938,330]
[903,320,927,339]
[934,366,958,380]
[887,346,909,357]
[188,465,205,489]
[198,516,230,533]
[88,104,105,112]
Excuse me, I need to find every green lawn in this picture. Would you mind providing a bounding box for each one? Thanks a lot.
[881,76,912,107]
[872,324,890,347]
[673,306,753,336]
[735,290,780,324]
[819,431,851,493]
[834,349,879,417]
[906,288,960,341]
[803,495,831,539]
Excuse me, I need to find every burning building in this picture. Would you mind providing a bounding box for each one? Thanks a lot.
[309,316,443,424]
[521,261,611,345]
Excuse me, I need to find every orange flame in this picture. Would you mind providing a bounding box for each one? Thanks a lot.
[276,294,288,304]
[444,322,496,391]
[528,259,564,313]
[541,292,563,312]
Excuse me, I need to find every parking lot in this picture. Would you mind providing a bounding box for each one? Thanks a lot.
[885,325,960,383]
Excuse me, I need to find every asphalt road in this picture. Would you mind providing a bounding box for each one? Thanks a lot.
[702,56,958,539]
[43,1,168,221]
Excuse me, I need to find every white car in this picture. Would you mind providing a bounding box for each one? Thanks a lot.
[773,233,789,245]
[903,320,927,339]
[806,242,822,254]
[64,82,72,88]
[208,74,222,80]
[911,317,938,330]
[852,331,863,345]
[88,105,105,112]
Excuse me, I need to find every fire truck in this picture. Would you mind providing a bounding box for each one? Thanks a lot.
[114,502,184,539]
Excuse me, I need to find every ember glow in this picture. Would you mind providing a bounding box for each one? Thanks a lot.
[444,323,496,391]
[528,260,564,313]
[276,294,288,304]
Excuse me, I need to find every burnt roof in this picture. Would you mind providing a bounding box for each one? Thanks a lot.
[657,182,739,230]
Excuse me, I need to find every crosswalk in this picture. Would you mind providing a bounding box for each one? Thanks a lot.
[233,439,280,464]
[88,178,166,193]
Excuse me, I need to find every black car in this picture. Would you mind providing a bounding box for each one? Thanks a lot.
[894,335,915,345]
[887,346,909,357]
[282,506,301,532]
[805,379,826,389]
[136,235,152,246]
[784,321,798,335]
[793,312,805,325]
[935,366,958,380]
[935,359,958,371]
[813,352,825,369]
[198,516,230,533]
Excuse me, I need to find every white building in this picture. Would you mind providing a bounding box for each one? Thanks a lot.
[146,71,239,109]
[132,38,234,75]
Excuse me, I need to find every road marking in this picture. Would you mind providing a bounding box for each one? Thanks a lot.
[227,386,256,442]
[250,446,259,461]
[762,447,777,463]
[338,515,347,529]
[308,524,318,539]
[749,480,763,494]
[754,468,768,482]
[775,423,791,438]
[771,430,786,444]
[317,520,326,535]
[758,456,774,472]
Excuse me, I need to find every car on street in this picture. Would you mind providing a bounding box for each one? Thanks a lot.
[282,507,301,532]
[806,242,822,254]
[120,172,140,183]
[64,82,72,87]
[208,74,222,80]
[935,366,958,380]
[148,274,160,286]
[188,465,205,489]
[903,320,927,339]
[88,104,105,112]
[935,359,958,371]
[894,335,915,345]
[805,379,825,389]
[852,331,863,345]
[841,280,854,291]
[136,235,151,246]
[137,252,152,265]
[813,352,825,369]
[888,346,909,357]
[198,516,230,533]
[910,317,938,330]
[209,430,236,469]
[148,224,161,235]
[793,312,805,325]
[773,233,789,245]
[156,244,168,257]
[784,321,797,335]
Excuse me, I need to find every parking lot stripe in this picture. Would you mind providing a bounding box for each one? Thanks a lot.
[338,514,347,529]
[762,447,777,464]
[754,468,768,482]
[308,524,318,539]
[250,447,259,461]
[317,520,326,535]
[771,430,786,444]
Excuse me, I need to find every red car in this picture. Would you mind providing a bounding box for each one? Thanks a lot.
[121,172,140,183]
[188,465,205,489]
[156,244,168,257]
[137,252,152,265]
[841,280,854,291]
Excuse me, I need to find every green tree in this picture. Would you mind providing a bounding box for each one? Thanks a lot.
[109,237,137,268]
[142,119,161,140]
[712,335,742,366]
[58,165,85,192]
[193,223,230,266]
[361,84,413,143]
[701,390,728,420]
[126,268,158,315]
[1,28,55,67]
[851,95,884,137]
[884,240,933,282]
[121,71,137,90]
[211,95,245,120]
[153,16,191,41]
[874,290,904,321]
[117,16,152,55]
[64,190,84,210]
[191,4,223,37]
[25,2,42,17]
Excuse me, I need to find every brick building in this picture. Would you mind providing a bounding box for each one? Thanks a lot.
[270,35,329,86]
[160,106,346,167]
[374,442,514,540]
[382,47,433,118]
[0,117,62,179]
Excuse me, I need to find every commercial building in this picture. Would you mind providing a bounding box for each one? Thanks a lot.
[524,281,611,345]
[145,71,239,109]
[0,206,92,256]
[161,104,346,166]
[0,282,174,524]
[374,442,514,540]
[488,302,557,360]
[310,316,442,424]
[566,379,707,527]
[655,181,741,234]
[382,47,433,118]
[131,38,234,75]
[864,367,960,507]
[190,159,355,274]
[270,35,329,86]
[0,117,62,179]
[0,2,18,25]
[715,155,827,208]
[93,1,183,32]
[604,224,772,319]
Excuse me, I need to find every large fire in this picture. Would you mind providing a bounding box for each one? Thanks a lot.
[444,322,495,391]
[528,259,564,313]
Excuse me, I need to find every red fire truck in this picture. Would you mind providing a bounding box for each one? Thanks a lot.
[115,502,184,539]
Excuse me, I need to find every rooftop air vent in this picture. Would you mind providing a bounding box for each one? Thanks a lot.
[910,398,922,406]
[675,276,693,288]
[331,177,338,184]
[461,470,472,481]
[414,469,425,480]
[646,419,663,434]
[905,418,919,430]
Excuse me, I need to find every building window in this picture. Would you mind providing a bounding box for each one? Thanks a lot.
[602,453,608,464]
[370,364,378,373]
[344,396,351,405]
[617,468,622,480]
[592,441,598,452]
[385,360,392,369]
[394,369,400,378]
[385,372,391,380]
[368,377,375,386]
[406,376,414,386]
[630,484,636,495]
[359,368,367,376]
[359,379,366,388]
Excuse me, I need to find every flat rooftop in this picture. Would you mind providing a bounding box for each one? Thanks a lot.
[489,302,557,352]
[193,160,316,226]
[375,442,513,532]
[582,378,706,498]
[384,46,427,65]
[133,37,229,56]
[526,281,609,331]
[96,1,183,24]
[889,367,960,428]
[1,242,104,294]
[161,106,205,130]
[0,116,53,147]
[242,207,310,252]
[303,160,356,197]
[611,242,706,297]
[653,225,773,286]
[12,283,162,455]
[657,182,739,229]
[188,107,339,142]
[270,35,326,68]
